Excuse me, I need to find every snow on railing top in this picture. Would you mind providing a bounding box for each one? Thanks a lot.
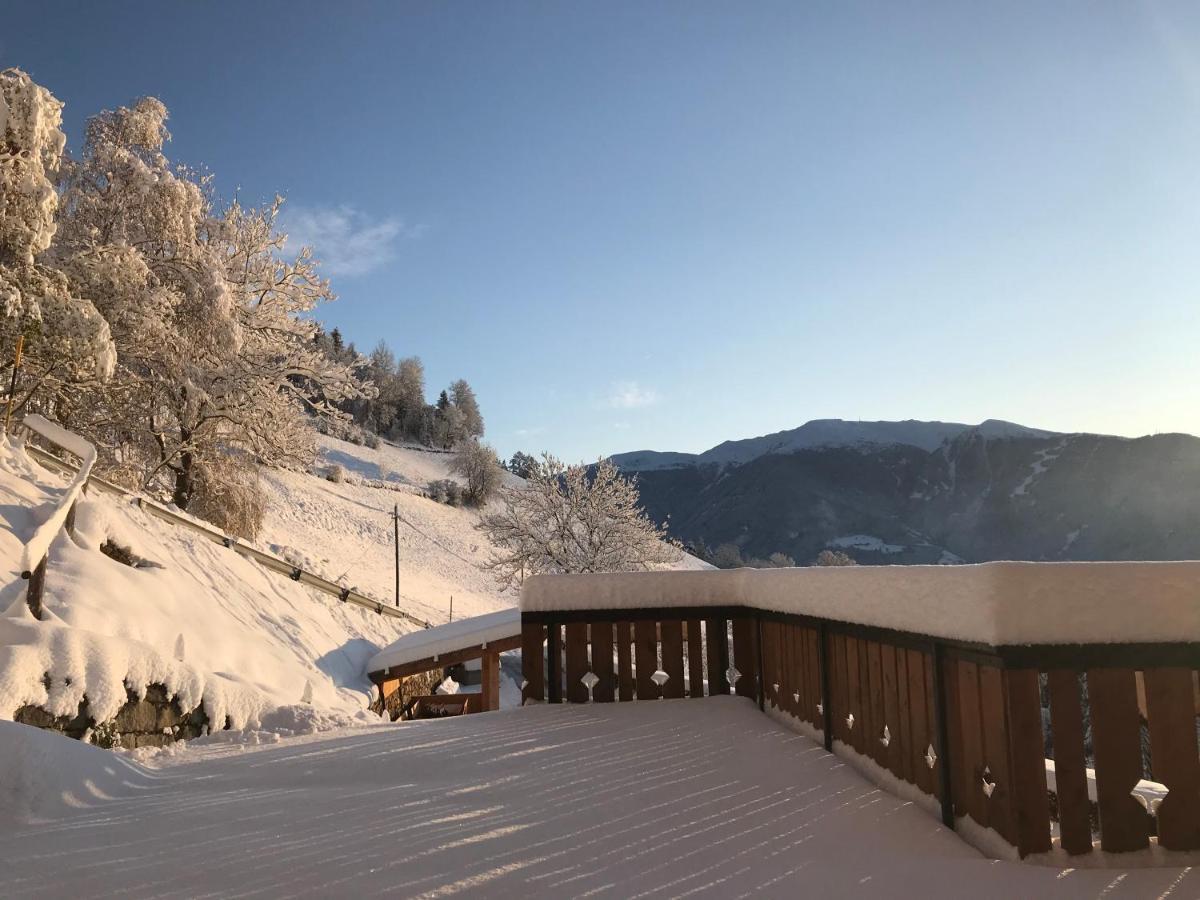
[520,562,1200,647]
[367,607,519,673]
[18,414,97,576]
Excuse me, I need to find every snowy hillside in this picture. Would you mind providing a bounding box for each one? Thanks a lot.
[0,434,410,730]
[259,434,708,629]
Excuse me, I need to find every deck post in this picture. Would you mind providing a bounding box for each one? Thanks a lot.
[547,622,563,703]
[930,641,955,829]
[818,621,833,752]
[481,648,500,712]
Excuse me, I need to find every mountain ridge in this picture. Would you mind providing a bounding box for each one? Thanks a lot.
[611,418,1059,471]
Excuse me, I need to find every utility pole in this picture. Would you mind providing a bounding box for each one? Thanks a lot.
[392,504,400,608]
[449,595,454,623]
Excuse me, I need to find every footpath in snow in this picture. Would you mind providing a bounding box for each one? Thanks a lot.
[1,697,1194,899]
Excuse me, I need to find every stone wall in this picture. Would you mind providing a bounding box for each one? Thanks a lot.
[15,683,209,749]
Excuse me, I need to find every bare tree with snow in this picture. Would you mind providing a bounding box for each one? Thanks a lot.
[479,454,680,589]
[50,95,365,509]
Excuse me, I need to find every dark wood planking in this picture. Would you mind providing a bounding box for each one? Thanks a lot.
[1088,668,1150,852]
[880,642,901,778]
[634,619,659,699]
[660,619,686,699]
[616,622,634,702]
[1143,667,1200,850]
[923,652,939,800]
[547,623,563,704]
[706,617,730,696]
[943,656,967,820]
[956,659,987,828]
[845,637,863,754]
[978,664,1016,845]
[867,641,886,768]
[565,622,590,703]
[590,621,615,703]
[862,640,882,766]
[894,647,914,784]
[1004,669,1052,857]
[907,648,931,794]
[829,633,846,745]
[686,620,706,698]
[731,617,758,700]
[807,627,821,727]
[1046,670,1092,855]
[521,622,545,704]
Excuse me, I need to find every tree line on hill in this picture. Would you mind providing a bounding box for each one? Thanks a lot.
[312,329,485,451]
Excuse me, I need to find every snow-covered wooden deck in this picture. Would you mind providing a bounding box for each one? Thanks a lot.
[2,699,1194,898]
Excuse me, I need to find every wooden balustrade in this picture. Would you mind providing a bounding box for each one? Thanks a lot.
[522,605,1200,863]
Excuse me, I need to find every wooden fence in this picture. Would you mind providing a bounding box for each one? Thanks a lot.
[521,605,1200,861]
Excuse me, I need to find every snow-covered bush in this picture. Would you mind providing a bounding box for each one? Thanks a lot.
[187,453,267,540]
[89,719,122,750]
[326,464,345,483]
[815,549,857,567]
[426,479,448,503]
[364,432,380,450]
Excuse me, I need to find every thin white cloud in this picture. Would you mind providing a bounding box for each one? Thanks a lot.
[514,426,547,437]
[605,381,659,410]
[280,205,424,277]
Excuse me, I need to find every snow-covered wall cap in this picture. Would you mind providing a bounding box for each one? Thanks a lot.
[520,562,1200,647]
[368,607,520,674]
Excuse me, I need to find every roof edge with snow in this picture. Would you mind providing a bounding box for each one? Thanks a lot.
[367,607,520,674]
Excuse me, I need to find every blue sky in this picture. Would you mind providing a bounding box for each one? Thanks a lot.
[6,2,1200,460]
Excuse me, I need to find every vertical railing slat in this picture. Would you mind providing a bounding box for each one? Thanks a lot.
[1143,667,1200,850]
[731,616,759,701]
[907,649,932,794]
[565,622,590,703]
[591,621,615,703]
[1004,668,1052,857]
[1089,668,1151,852]
[616,622,634,702]
[705,617,730,696]
[1047,669,1092,855]
[634,619,659,699]
[520,621,545,704]
[547,623,563,704]
[686,620,705,698]
[660,620,685,699]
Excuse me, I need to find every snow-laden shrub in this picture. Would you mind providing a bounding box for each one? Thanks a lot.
[188,454,266,540]
[89,720,122,749]
[326,463,345,484]
[364,432,381,450]
[450,440,502,506]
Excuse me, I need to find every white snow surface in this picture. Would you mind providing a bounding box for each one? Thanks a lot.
[0,435,409,727]
[368,608,520,673]
[1,698,1192,897]
[521,562,1200,646]
[827,534,906,554]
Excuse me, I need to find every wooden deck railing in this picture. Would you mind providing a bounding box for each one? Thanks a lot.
[521,601,1200,862]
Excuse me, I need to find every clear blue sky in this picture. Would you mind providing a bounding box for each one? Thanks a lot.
[6,2,1200,460]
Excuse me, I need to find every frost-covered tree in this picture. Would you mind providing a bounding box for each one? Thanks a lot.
[52,95,363,508]
[479,455,680,589]
[449,379,483,440]
[0,69,114,418]
[815,549,857,566]
[450,439,502,506]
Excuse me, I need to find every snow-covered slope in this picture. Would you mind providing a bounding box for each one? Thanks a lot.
[0,434,410,729]
[259,434,708,627]
[613,418,1057,470]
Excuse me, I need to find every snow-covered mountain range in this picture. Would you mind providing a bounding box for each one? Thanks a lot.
[611,418,1055,470]
[612,419,1200,565]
